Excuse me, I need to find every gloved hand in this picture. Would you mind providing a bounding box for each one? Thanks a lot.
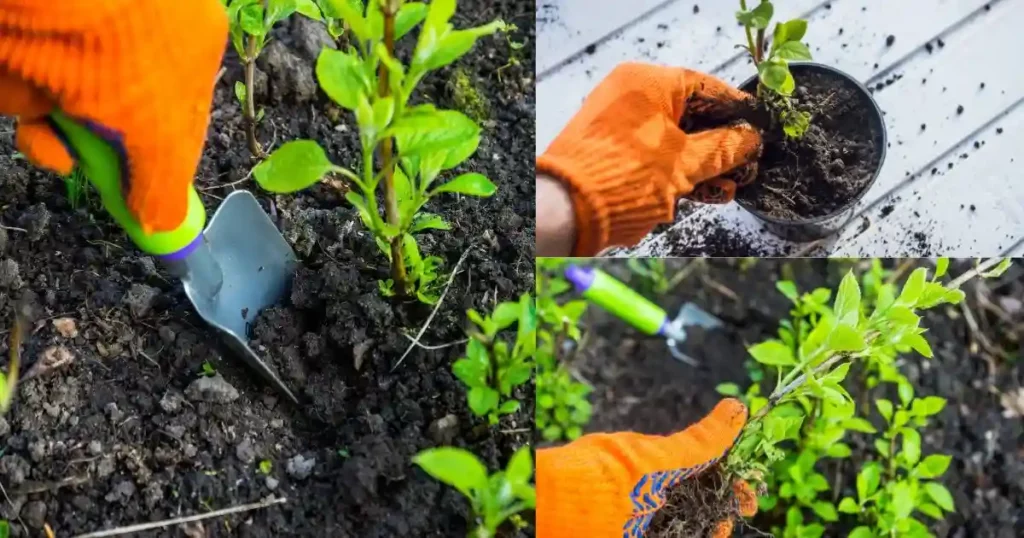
[537,63,762,256]
[0,1,228,234]
[536,399,758,538]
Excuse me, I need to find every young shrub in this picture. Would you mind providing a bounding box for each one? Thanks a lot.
[253,0,505,303]
[453,294,535,425]
[735,0,813,137]
[413,446,535,538]
[221,0,323,157]
[535,258,593,441]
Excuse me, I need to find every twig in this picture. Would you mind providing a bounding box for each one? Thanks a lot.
[749,354,847,424]
[0,478,28,533]
[401,334,468,351]
[790,238,829,258]
[71,496,287,538]
[392,247,472,372]
[702,275,740,302]
[0,224,27,233]
[198,167,255,192]
[949,257,1006,289]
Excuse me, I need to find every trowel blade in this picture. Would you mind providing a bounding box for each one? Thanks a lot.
[665,302,724,366]
[180,190,299,403]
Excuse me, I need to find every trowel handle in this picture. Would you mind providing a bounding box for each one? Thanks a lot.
[564,265,669,336]
[48,111,206,257]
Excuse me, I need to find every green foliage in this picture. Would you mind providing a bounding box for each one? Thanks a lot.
[453,294,536,425]
[726,259,1010,537]
[413,446,535,538]
[63,167,92,210]
[536,258,593,441]
[253,0,505,303]
[626,259,693,298]
[258,459,273,474]
[735,0,812,138]
[201,361,217,377]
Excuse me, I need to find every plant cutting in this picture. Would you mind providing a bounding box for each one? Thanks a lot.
[221,0,322,158]
[720,1,887,241]
[644,258,1010,537]
[453,294,536,426]
[413,446,536,538]
[253,0,505,303]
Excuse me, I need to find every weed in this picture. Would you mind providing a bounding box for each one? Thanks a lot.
[253,0,505,303]
[62,167,91,210]
[454,294,536,425]
[413,445,535,538]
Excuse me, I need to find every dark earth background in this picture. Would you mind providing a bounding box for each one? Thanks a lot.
[561,258,1023,537]
[0,1,535,536]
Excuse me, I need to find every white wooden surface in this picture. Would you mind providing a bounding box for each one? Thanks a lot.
[537,0,1024,257]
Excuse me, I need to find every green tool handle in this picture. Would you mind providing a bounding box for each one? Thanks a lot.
[49,111,206,256]
[564,265,669,336]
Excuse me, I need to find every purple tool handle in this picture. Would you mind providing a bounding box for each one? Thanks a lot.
[157,233,203,262]
[564,265,596,291]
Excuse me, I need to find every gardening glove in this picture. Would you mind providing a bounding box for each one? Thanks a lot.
[0,0,228,234]
[537,63,762,256]
[536,398,758,538]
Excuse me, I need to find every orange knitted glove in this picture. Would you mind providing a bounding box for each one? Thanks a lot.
[537,63,762,256]
[0,0,228,234]
[536,399,757,538]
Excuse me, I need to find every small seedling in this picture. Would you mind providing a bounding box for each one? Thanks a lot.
[63,167,92,210]
[735,0,813,138]
[495,23,526,83]
[201,361,217,377]
[253,0,505,303]
[0,310,26,415]
[453,294,536,425]
[258,459,273,474]
[221,0,322,157]
[413,446,535,538]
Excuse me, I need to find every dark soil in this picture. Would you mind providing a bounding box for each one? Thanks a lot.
[648,466,737,538]
[732,67,884,221]
[0,2,535,536]
[570,259,1024,538]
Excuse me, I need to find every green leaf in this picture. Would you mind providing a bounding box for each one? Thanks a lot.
[716,383,741,396]
[902,333,933,358]
[848,527,874,538]
[891,482,915,518]
[492,302,521,332]
[916,454,952,479]
[918,396,947,417]
[856,463,881,501]
[902,428,921,466]
[843,417,877,434]
[923,482,955,511]
[396,2,428,40]
[452,357,486,386]
[239,3,265,36]
[749,340,796,366]
[773,40,812,61]
[294,0,322,19]
[506,446,533,486]
[410,213,451,233]
[316,48,372,111]
[826,443,852,458]
[542,425,562,441]
[897,268,928,306]
[321,0,369,41]
[876,399,894,422]
[838,497,859,514]
[773,19,808,44]
[829,324,867,352]
[413,447,487,500]
[758,61,795,96]
[432,173,497,197]
[811,501,838,522]
[345,191,375,229]
[833,271,862,327]
[917,502,944,520]
[253,140,333,193]
[776,280,799,302]
[981,258,1013,278]
[498,399,520,415]
[390,109,481,158]
[736,1,774,29]
[935,258,950,279]
[898,381,915,407]
[234,80,248,106]
[467,386,499,416]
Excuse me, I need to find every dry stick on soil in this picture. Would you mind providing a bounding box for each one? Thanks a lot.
[71,496,288,538]
[392,247,472,372]
[401,334,469,350]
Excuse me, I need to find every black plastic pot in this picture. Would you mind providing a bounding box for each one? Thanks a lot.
[736,62,887,243]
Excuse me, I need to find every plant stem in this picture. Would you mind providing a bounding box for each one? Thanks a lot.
[244,34,265,159]
[948,257,1005,289]
[378,0,408,296]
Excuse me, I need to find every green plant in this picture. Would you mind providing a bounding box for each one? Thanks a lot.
[201,361,217,377]
[453,294,536,425]
[258,459,273,474]
[723,259,1010,538]
[495,22,525,83]
[63,167,91,210]
[413,446,535,538]
[0,312,25,415]
[535,258,592,441]
[253,0,505,303]
[626,258,693,297]
[735,0,813,138]
[221,0,322,157]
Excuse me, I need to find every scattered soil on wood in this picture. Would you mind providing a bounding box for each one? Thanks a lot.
[0,1,535,536]
[733,67,884,221]
[570,259,1024,538]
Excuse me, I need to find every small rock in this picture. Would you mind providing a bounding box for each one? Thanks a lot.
[185,373,240,403]
[183,443,198,458]
[158,325,177,344]
[105,480,136,504]
[159,390,186,413]
[429,414,460,445]
[124,284,160,318]
[20,500,46,529]
[258,40,317,104]
[270,419,284,429]
[52,317,79,338]
[0,258,23,289]
[28,441,46,463]
[353,340,373,371]
[165,425,186,439]
[88,441,103,456]
[143,482,164,509]
[18,203,51,242]
[291,16,336,60]
[266,476,280,490]
[235,438,257,464]
[105,402,124,423]
[0,454,30,484]
[286,454,315,480]
[37,346,76,376]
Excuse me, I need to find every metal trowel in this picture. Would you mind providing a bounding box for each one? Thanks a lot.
[50,111,299,403]
[564,265,723,366]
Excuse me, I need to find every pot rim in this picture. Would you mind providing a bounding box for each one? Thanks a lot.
[734,61,888,227]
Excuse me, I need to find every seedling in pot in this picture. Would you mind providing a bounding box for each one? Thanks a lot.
[453,294,536,426]
[736,0,813,138]
[220,0,322,157]
[413,446,536,538]
[253,0,505,304]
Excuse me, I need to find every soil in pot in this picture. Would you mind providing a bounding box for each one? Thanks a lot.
[735,68,884,220]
